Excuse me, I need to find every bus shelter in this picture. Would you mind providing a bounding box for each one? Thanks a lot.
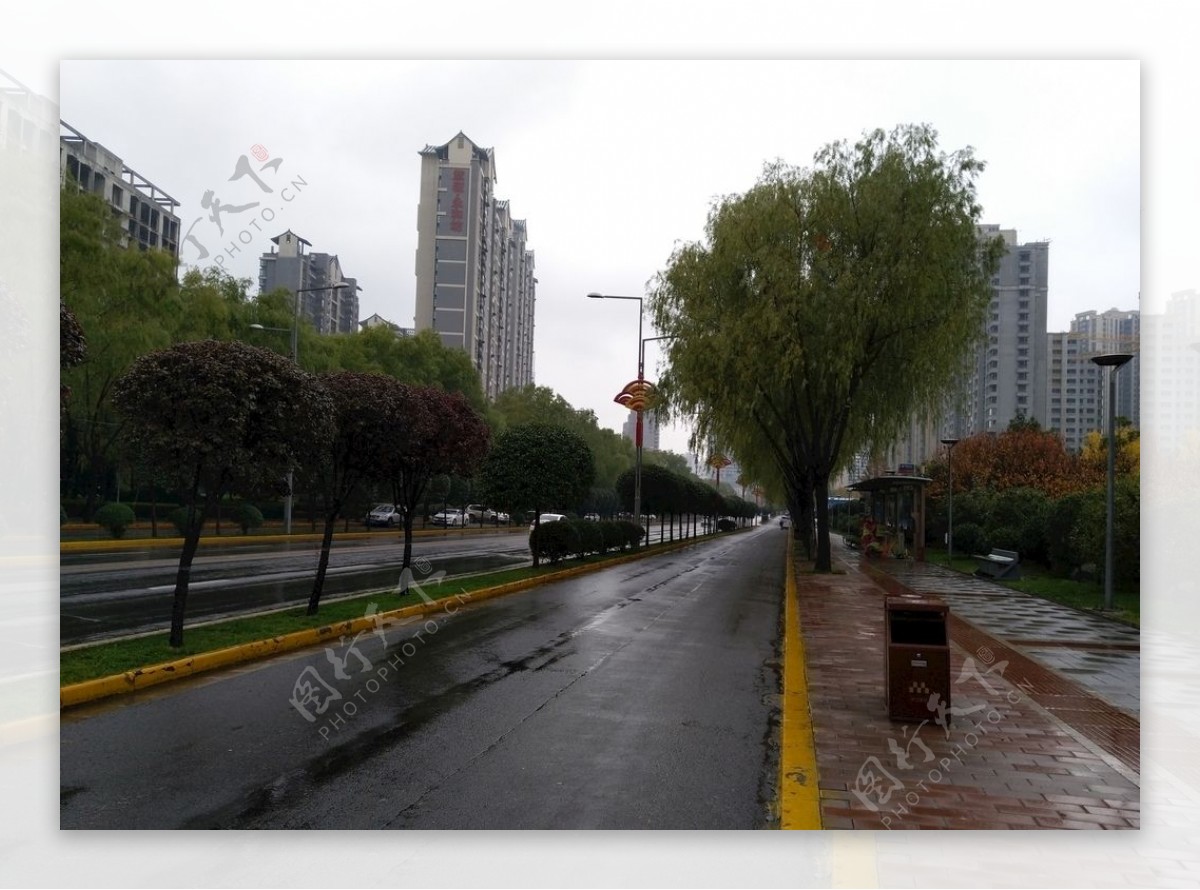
[847,473,932,561]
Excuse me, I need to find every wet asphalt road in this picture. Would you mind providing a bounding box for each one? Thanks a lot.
[60,526,786,829]
[59,532,532,645]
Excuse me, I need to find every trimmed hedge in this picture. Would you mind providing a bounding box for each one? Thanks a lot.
[93,502,135,539]
[529,520,580,564]
[234,502,264,535]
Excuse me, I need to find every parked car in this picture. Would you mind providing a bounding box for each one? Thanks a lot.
[780,514,791,529]
[495,511,510,523]
[465,504,497,522]
[431,510,467,527]
[528,513,567,532]
[365,504,403,528]
[584,512,600,521]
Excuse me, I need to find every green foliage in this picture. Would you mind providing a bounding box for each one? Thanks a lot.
[167,506,203,537]
[649,124,1003,571]
[1045,490,1097,577]
[990,487,1051,563]
[569,519,605,558]
[529,520,580,564]
[491,385,633,488]
[617,520,645,549]
[477,423,596,530]
[716,518,736,532]
[93,502,135,539]
[233,502,263,535]
[1071,476,1139,588]
[598,520,625,553]
[951,522,988,557]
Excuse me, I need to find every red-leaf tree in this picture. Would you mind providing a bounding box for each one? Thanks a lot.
[927,425,1085,500]
[112,340,334,646]
[385,385,491,573]
[302,371,403,615]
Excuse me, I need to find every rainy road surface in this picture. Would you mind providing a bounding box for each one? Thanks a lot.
[60,526,787,829]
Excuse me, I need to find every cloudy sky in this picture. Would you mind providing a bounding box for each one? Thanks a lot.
[56,59,1140,457]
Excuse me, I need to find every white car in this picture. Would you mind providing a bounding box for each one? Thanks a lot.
[528,513,567,532]
[431,510,466,527]
[365,504,403,527]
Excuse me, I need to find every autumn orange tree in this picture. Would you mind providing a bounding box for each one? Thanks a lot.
[926,421,1085,501]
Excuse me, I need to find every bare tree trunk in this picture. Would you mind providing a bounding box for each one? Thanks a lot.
[307,507,339,615]
[169,492,209,648]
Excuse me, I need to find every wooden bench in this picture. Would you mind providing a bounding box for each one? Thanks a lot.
[973,548,1020,580]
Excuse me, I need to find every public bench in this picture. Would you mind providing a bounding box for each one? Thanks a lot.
[973,548,1020,580]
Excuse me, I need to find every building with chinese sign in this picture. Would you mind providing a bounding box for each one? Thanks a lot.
[414,132,536,401]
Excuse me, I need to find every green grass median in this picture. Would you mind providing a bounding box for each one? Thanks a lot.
[60,535,715,688]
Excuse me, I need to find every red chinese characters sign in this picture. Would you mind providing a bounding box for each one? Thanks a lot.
[448,167,469,235]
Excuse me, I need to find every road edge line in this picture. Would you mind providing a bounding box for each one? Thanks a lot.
[779,532,822,830]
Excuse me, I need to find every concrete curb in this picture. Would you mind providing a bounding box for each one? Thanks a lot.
[778,533,823,830]
[60,535,708,710]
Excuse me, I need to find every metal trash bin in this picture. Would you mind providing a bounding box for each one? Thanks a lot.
[885,594,950,723]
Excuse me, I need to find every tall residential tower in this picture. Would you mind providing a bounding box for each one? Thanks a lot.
[414,132,536,400]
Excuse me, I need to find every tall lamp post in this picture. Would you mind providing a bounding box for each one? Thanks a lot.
[1090,352,1134,611]
[940,437,960,566]
[251,282,349,534]
[588,292,645,527]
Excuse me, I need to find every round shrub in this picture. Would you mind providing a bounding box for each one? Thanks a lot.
[950,522,988,557]
[598,520,624,553]
[530,520,580,564]
[571,519,604,558]
[167,506,205,537]
[93,502,135,539]
[987,525,1021,552]
[234,502,264,535]
[716,518,736,532]
[613,520,644,549]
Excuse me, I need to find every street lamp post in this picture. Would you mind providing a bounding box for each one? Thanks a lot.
[940,437,960,566]
[251,282,350,534]
[588,292,645,528]
[1090,352,1134,611]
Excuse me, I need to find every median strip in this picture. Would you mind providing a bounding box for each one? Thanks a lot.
[60,534,710,709]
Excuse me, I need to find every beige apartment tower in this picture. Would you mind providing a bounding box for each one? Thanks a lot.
[414,132,536,400]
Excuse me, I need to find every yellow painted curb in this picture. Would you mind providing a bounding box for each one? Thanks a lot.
[779,533,823,829]
[60,535,704,709]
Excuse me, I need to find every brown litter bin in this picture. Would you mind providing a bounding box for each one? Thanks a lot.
[885,594,950,723]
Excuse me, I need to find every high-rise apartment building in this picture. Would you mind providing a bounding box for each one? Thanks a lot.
[59,120,181,258]
[414,132,536,401]
[258,230,360,335]
[1046,308,1140,452]
[955,226,1050,436]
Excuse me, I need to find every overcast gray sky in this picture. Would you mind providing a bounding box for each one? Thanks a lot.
[57,59,1140,457]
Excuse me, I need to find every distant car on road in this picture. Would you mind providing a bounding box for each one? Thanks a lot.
[431,510,467,527]
[365,504,403,528]
[528,513,567,532]
[779,514,791,529]
[465,504,497,523]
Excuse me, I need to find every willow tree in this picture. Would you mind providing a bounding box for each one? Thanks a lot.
[650,124,1004,570]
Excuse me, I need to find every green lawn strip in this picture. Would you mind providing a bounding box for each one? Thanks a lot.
[1000,572,1139,627]
[60,538,708,686]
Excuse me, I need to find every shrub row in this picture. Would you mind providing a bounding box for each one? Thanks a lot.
[529,519,645,565]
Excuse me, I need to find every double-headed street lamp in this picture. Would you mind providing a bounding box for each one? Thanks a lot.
[1090,352,1134,611]
[588,292,648,527]
[940,437,960,565]
[250,282,350,534]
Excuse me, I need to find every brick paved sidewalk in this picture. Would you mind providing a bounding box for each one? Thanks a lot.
[797,553,1140,829]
